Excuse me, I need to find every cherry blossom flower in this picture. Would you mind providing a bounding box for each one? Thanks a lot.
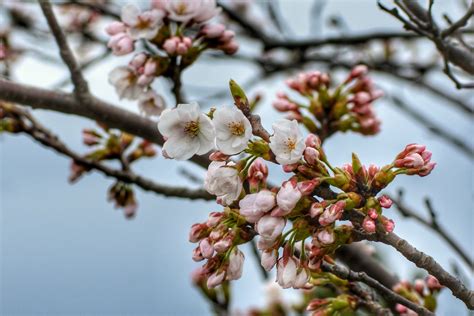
[269,119,305,165]
[261,249,277,271]
[108,66,142,100]
[155,0,220,24]
[394,144,436,176]
[121,4,164,40]
[157,102,215,160]
[239,190,275,223]
[204,161,243,205]
[319,201,345,226]
[138,90,166,117]
[256,215,286,240]
[274,180,302,216]
[227,248,244,280]
[213,107,252,155]
[276,257,309,289]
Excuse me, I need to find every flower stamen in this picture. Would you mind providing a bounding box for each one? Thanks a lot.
[228,121,245,136]
[184,121,200,138]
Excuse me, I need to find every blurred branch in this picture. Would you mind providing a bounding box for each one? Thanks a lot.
[391,190,473,270]
[321,261,434,316]
[39,0,90,99]
[389,95,473,157]
[378,0,474,88]
[3,104,212,200]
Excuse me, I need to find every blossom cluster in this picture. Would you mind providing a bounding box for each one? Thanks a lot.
[106,1,239,118]
[273,65,383,138]
[157,77,437,298]
[70,124,156,218]
[393,276,442,315]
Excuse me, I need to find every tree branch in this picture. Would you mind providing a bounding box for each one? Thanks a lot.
[321,261,434,316]
[5,104,212,200]
[390,192,473,270]
[39,0,90,99]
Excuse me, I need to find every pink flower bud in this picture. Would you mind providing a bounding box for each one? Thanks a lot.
[367,208,378,219]
[276,257,299,288]
[256,215,286,240]
[362,217,376,233]
[304,147,319,165]
[239,190,276,223]
[426,275,442,291]
[199,238,214,259]
[192,246,204,261]
[222,40,239,54]
[227,248,244,280]
[395,304,408,313]
[310,201,326,218]
[105,21,126,36]
[257,237,276,250]
[209,151,230,161]
[305,134,321,148]
[319,201,345,226]
[163,37,178,55]
[201,23,226,39]
[347,64,368,82]
[108,33,134,56]
[273,97,297,112]
[207,212,223,227]
[276,180,302,215]
[297,179,319,196]
[261,249,277,271]
[282,163,299,173]
[381,216,394,232]
[316,228,335,245]
[352,91,371,105]
[207,270,225,288]
[220,30,235,42]
[214,235,233,253]
[414,279,425,295]
[189,223,208,242]
[378,195,393,208]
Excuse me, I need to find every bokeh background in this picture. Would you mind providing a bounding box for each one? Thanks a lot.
[1,0,472,315]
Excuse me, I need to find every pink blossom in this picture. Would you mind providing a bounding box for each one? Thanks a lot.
[276,257,308,289]
[107,33,134,56]
[158,0,220,24]
[121,4,164,40]
[239,190,276,223]
[367,208,378,220]
[378,195,393,208]
[189,223,208,242]
[261,249,277,271]
[394,144,436,176]
[226,248,244,280]
[305,133,321,148]
[275,180,302,215]
[426,275,442,291]
[199,237,214,259]
[192,246,204,261]
[318,201,345,226]
[248,158,268,190]
[297,179,319,196]
[304,147,319,165]
[316,228,335,245]
[207,270,225,288]
[207,212,223,227]
[105,21,126,36]
[200,23,226,39]
[256,215,286,240]
[309,201,326,218]
[213,235,232,253]
[163,36,193,55]
[362,217,376,233]
[209,151,230,161]
[257,237,277,250]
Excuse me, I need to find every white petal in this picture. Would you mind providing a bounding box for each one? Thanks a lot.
[163,135,199,160]
[121,4,140,26]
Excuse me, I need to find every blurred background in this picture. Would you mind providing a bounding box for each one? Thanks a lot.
[1,0,472,315]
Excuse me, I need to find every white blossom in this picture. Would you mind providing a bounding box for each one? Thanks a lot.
[226,248,244,280]
[108,66,143,100]
[156,0,220,24]
[158,102,215,160]
[121,4,164,40]
[213,107,252,155]
[269,119,305,165]
[238,190,275,223]
[138,90,166,117]
[204,161,242,205]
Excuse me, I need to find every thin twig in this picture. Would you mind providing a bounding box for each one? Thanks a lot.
[38,0,90,99]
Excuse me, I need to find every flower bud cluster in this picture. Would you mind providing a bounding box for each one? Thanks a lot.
[106,1,238,117]
[272,65,382,139]
[393,275,442,314]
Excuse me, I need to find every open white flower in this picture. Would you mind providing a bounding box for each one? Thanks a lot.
[213,107,252,155]
[138,90,166,118]
[121,4,164,40]
[158,102,215,160]
[204,161,242,205]
[108,66,143,100]
[156,0,220,24]
[269,119,305,165]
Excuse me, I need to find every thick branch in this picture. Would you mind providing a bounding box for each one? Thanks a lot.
[0,79,211,169]
[321,262,434,316]
[376,231,474,309]
[39,0,90,98]
[7,105,212,200]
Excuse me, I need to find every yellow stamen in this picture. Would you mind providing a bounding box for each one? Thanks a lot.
[184,121,200,138]
[228,121,245,136]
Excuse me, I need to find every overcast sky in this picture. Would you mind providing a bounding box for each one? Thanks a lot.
[1,0,472,315]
